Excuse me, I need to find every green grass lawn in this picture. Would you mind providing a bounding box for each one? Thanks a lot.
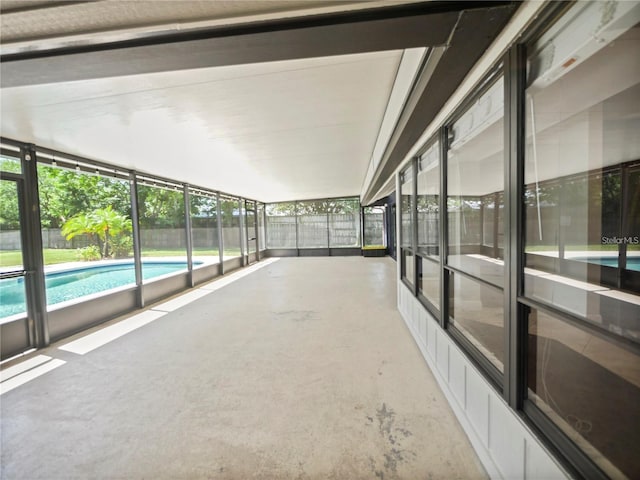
[0,247,244,267]
[0,248,80,267]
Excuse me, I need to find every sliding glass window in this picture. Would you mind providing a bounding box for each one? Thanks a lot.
[189,190,219,268]
[447,73,505,373]
[417,139,440,311]
[400,164,415,288]
[523,5,640,478]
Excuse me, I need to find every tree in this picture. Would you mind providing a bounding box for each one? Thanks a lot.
[37,164,131,228]
[62,206,132,259]
[137,185,185,228]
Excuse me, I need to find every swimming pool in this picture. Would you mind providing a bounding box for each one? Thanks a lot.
[572,256,640,271]
[0,261,200,319]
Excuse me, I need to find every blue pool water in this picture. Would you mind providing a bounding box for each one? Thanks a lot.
[0,261,199,319]
[573,256,640,271]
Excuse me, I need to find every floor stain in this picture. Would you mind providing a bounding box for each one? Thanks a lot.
[366,403,416,479]
[271,310,318,322]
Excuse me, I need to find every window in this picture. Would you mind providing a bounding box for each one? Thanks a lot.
[523,5,640,477]
[189,190,219,267]
[137,180,187,280]
[363,206,385,247]
[257,203,266,252]
[400,164,415,287]
[447,73,505,373]
[266,202,297,249]
[36,162,136,305]
[219,196,241,260]
[417,139,441,311]
[328,198,360,248]
[297,200,328,249]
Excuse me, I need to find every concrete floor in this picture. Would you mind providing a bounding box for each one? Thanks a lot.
[1,257,486,479]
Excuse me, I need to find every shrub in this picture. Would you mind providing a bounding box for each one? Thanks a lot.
[77,245,101,261]
[111,236,133,258]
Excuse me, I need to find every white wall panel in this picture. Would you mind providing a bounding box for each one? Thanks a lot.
[436,329,449,380]
[427,316,437,361]
[449,346,466,409]
[525,433,567,480]
[489,395,525,479]
[466,364,490,446]
[417,307,427,346]
[397,281,568,480]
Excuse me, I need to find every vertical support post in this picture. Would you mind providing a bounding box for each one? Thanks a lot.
[184,184,194,287]
[295,201,300,256]
[129,172,144,308]
[360,206,365,250]
[252,203,258,262]
[327,208,331,254]
[263,203,269,254]
[618,164,629,287]
[216,193,224,275]
[21,144,49,347]
[439,127,449,328]
[504,44,526,408]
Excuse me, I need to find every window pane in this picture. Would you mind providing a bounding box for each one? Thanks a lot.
[364,206,385,247]
[447,76,504,288]
[449,272,504,371]
[138,184,187,280]
[526,307,640,479]
[328,198,360,248]
[297,200,328,248]
[418,256,439,310]
[417,140,440,257]
[257,203,266,251]
[266,203,296,248]
[1,154,21,174]
[400,166,414,248]
[220,197,241,260]
[402,249,414,288]
[524,22,640,293]
[36,164,137,306]
[0,179,26,321]
[189,192,219,267]
[524,21,640,322]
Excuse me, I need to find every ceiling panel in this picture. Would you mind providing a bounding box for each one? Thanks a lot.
[0,0,424,45]
[1,51,402,202]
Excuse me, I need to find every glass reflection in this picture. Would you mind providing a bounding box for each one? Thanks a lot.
[527,307,640,478]
[447,75,504,288]
[418,256,440,310]
[524,16,640,479]
[449,272,504,371]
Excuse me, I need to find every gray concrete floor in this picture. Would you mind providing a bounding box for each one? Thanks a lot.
[1,257,486,479]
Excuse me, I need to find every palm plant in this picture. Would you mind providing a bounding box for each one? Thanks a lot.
[61,206,132,259]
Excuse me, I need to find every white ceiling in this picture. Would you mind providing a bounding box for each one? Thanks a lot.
[0,50,403,202]
[0,0,425,55]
